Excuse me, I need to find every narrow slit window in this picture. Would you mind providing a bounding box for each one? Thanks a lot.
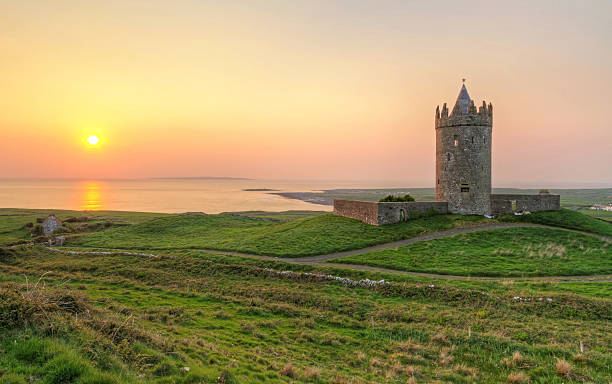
[471,136,474,144]
[453,135,459,147]
[437,179,440,185]
[447,153,451,161]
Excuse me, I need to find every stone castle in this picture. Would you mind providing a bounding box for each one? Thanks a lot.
[334,82,560,225]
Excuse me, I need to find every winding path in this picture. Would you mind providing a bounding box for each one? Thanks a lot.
[56,223,611,282]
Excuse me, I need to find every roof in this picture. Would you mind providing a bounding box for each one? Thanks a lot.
[453,84,472,115]
[43,215,62,225]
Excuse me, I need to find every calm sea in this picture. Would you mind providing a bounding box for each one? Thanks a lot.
[0,179,407,213]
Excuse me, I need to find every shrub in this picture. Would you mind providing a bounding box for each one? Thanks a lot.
[379,194,415,202]
[31,224,44,236]
[0,287,37,329]
[0,283,89,330]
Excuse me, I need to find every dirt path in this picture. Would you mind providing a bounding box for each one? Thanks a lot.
[55,223,611,282]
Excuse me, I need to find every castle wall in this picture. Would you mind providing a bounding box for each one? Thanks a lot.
[333,200,379,225]
[377,202,448,225]
[490,194,560,215]
[333,199,448,226]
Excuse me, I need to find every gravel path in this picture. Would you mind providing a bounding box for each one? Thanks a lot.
[53,222,611,282]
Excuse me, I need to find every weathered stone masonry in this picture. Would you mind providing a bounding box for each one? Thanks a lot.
[334,200,448,226]
[435,84,492,215]
[490,193,560,215]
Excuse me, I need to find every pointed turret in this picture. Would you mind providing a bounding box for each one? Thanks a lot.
[452,83,473,115]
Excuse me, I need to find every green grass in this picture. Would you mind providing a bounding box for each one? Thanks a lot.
[0,246,610,383]
[69,213,494,257]
[0,208,166,246]
[578,208,612,222]
[499,209,612,237]
[330,227,611,277]
[222,210,328,222]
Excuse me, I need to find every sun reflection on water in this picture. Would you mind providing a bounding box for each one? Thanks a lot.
[80,181,104,211]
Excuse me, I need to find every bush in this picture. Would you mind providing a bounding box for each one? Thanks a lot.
[379,194,415,202]
[31,224,44,236]
[0,283,89,330]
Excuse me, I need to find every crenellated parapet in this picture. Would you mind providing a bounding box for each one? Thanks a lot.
[435,100,492,129]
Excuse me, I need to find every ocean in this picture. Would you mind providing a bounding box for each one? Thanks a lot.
[0,179,406,213]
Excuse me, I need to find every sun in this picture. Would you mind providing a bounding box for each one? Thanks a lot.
[87,135,100,146]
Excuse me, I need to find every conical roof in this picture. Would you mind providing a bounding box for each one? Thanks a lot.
[453,84,472,115]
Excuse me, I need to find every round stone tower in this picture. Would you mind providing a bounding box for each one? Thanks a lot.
[435,83,492,215]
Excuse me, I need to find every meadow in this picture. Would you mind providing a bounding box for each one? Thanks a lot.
[331,227,611,277]
[0,207,610,383]
[67,213,495,257]
[0,246,610,384]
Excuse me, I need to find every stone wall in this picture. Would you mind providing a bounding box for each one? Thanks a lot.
[333,199,448,226]
[333,200,379,225]
[490,194,560,215]
[377,202,448,225]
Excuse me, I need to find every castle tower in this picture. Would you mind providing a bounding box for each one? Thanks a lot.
[435,82,492,215]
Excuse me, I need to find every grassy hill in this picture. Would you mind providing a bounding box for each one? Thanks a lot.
[69,213,494,257]
[330,227,611,277]
[499,209,612,237]
[0,246,610,383]
[0,208,165,246]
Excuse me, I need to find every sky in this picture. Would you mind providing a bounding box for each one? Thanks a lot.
[1,0,611,187]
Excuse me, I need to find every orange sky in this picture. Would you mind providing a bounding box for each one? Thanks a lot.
[1,0,611,187]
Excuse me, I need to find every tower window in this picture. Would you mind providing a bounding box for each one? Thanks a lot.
[447,153,451,161]
[437,179,440,185]
[453,135,458,147]
[461,187,470,193]
[471,136,474,144]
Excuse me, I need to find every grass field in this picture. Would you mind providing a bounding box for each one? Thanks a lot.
[499,209,612,237]
[68,213,494,257]
[0,246,610,383]
[0,208,165,246]
[330,227,611,277]
[577,208,612,222]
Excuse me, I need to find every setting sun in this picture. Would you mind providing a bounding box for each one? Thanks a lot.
[87,136,99,146]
